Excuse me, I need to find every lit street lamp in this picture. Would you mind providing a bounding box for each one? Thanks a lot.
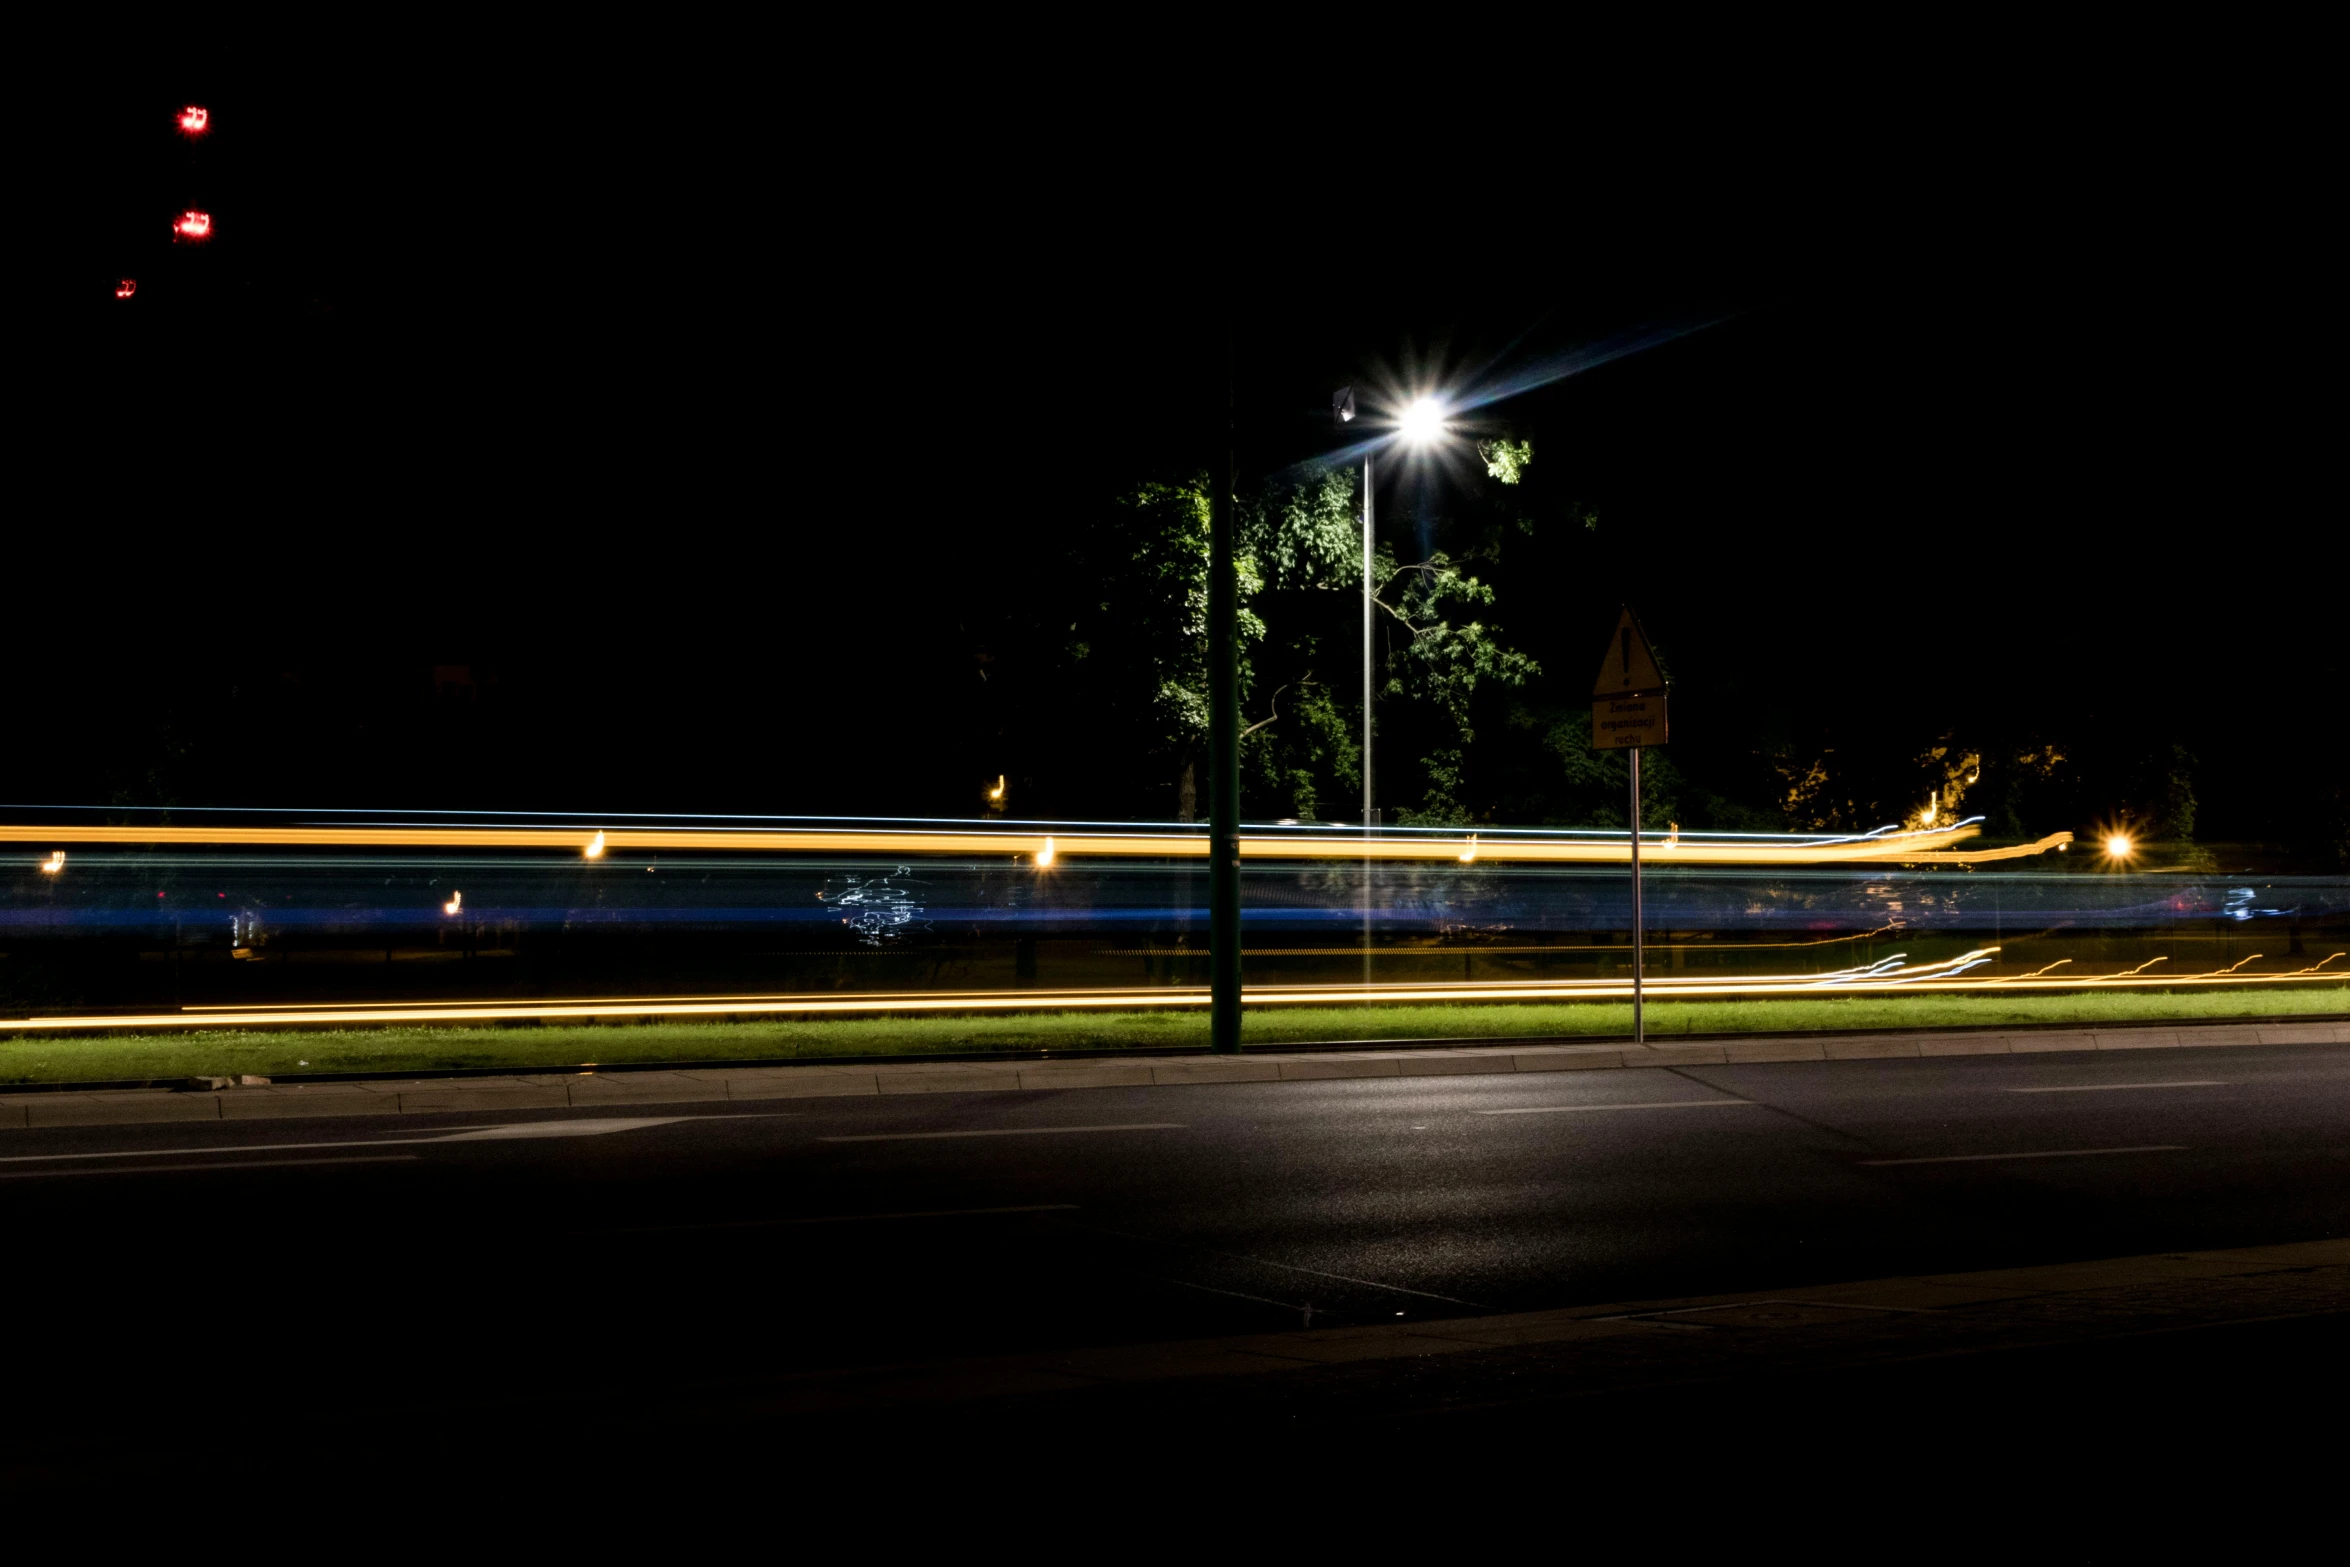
[1334,387,1448,828]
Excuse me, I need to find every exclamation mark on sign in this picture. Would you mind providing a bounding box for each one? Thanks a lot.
[1621,627,1633,686]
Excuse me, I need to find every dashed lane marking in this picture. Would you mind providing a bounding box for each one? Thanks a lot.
[1860,1145,2189,1166]
[0,1155,421,1179]
[819,1123,1185,1142]
[1478,1100,1755,1116]
[2005,1081,2226,1093]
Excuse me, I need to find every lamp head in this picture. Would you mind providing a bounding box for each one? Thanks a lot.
[1398,396,1445,445]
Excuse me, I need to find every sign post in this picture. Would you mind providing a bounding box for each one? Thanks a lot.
[1592,607,1668,1045]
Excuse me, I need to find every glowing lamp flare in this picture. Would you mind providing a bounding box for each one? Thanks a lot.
[987,776,1005,802]
[1036,836,1055,868]
[443,891,462,916]
[115,278,137,300]
[40,851,65,874]
[584,831,607,859]
[2104,833,2134,859]
[173,210,213,240]
[1458,836,1478,864]
[178,106,210,134]
[1399,397,1445,445]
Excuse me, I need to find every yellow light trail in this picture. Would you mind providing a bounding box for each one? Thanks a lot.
[87,952,2350,1021]
[7,957,2341,1034]
[1110,924,1906,957]
[0,822,2066,867]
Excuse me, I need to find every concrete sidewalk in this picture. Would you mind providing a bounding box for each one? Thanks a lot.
[4,1015,2344,1130]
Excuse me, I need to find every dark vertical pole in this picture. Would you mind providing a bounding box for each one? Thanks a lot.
[1630,745,1645,1045]
[1209,333,1243,1054]
[1363,455,1375,830]
[1362,454,1375,991]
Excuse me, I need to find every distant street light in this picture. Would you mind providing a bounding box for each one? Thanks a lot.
[178,106,210,135]
[114,279,136,299]
[173,209,213,241]
[2104,832,2135,860]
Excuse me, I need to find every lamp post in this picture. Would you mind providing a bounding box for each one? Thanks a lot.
[1333,390,1448,829]
[1334,389,1448,991]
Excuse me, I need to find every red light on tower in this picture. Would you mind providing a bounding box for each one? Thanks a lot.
[173,209,213,241]
[178,106,209,135]
[116,278,138,299]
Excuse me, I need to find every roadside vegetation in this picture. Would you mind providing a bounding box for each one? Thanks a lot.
[1,986,2341,1086]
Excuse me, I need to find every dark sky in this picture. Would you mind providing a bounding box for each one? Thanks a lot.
[23,45,2342,844]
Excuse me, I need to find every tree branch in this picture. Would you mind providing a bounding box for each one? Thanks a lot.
[1241,677,1319,738]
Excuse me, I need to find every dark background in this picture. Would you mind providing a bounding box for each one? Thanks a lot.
[21,45,2343,855]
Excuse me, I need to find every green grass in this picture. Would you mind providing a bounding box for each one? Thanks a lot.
[1,985,2343,1085]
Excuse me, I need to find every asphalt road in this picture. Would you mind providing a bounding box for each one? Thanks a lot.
[8,1042,2350,1498]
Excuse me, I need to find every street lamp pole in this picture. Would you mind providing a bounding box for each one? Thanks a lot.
[1360,445,1374,990]
[1334,387,1375,829]
[1336,388,1376,989]
[1336,387,1450,991]
[1362,449,1374,829]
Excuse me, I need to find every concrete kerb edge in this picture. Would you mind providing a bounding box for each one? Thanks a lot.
[8,1011,2345,1098]
[5,1018,2350,1128]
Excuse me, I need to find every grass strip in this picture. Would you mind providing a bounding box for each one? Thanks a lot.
[0,985,2343,1085]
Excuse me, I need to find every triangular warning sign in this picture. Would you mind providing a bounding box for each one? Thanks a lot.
[1592,607,1667,697]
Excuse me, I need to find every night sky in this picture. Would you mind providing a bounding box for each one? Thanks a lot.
[24,48,2343,855]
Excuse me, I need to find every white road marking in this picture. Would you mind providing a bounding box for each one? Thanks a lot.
[0,1136,438,1165]
[0,1118,684,1165]
[431,1117,684,1141]
[1161,1276,1306,1312]
[2005,1081,2226,1094]
[0,1155,420,1179]
[594,1204,1079,1234]
[820,1123,1186,1142]
[1217,1252,1489,1308]
[1478,1100,1755,1116]
[1861,1145,2189,1166]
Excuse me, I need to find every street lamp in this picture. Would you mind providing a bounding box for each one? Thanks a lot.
[1398,396,1446,445]
[1335,387,1449,829]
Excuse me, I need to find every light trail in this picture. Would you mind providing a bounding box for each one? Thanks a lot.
[1108,924,1907,957]
[0,821,2062,866]
[8,954,2340,1034]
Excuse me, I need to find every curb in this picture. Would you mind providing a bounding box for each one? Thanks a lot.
[4,1016,2348,1131]
[6,1010,2345,1096]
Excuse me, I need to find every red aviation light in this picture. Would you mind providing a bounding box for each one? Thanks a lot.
[116,278,138,299]
[173,209,213,240]
[178,106,210,135]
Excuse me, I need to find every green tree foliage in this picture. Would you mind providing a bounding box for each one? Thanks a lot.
[1379,548,1539,823]
[1045,461,1541,823]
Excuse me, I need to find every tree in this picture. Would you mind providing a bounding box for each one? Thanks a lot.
[1377,545,1539,823]
[1039,457,1542,825]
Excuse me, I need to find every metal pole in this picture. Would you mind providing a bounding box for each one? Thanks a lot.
[1208,336,1243,1054]
[1630,745,1645,1045]
[1363,455,1374,828]
[1362,454,1374,990]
